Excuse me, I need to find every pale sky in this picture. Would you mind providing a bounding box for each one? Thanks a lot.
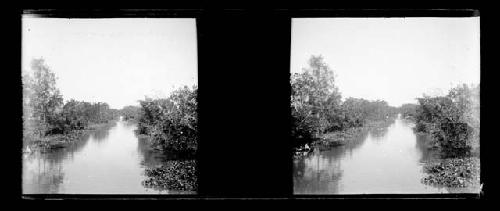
[291,17,480,107]
[22,17,197,109]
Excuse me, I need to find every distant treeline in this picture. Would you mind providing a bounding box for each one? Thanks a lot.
[23,58,119,143]
[399,103,419,120]
[120,105,141,121]
[291,55,398,148]
[135,86,198,156]
[410,84,479,155]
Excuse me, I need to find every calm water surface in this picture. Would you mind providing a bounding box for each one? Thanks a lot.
[23,118,189,194]
[293,114,466,194]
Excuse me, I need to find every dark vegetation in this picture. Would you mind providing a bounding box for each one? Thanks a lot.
[142,160,197,192]
[23,58,119,150]
[136,85,198,156]
[291,55,398,154]
[292,56,480,190]
[134,85,198,191]
[413,84,480,156]
[23,58,199,192]
[120,105,141,121]
[410,84,480,188]
[421,157,480,188]
[399,103,418,120]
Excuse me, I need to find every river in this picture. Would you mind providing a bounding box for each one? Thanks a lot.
[293,114,465,194]
[22,118,189,194]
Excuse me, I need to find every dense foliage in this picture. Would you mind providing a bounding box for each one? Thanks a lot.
[47,100,119,135]
[414,84,479,155]
[142,160,197,191]
[24,58,64,137]
[291,55,398,148]
[421,157,480,188]
[120,105,141,121]
[23,58,119,144]
[137,85,198,155]
[399,103,418,120]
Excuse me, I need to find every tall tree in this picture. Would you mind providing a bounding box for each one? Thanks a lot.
[291,55,342,140]
[27,58,64,135]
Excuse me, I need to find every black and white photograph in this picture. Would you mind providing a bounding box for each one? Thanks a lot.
[13,9,487,200]
[22,16,198,194]
[291,17,481,194]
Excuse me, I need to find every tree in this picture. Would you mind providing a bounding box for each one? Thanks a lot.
[27,58,64,136]
[138,85,198,155]
[414,84,480,155]
[291,55,342,145]
[121,105,142,121]
[399,103,418,119]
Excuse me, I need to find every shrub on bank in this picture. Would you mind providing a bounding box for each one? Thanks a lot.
[138,86,198,155]
[290,55,399,150]
[120,105,141,121]
[414,84,479,155]
[142,160,197,191]
[23,58,119,147]
[421,157,480,188]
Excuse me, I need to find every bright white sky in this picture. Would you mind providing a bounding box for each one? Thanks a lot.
[291,17,480,107]
[22,17,197,109]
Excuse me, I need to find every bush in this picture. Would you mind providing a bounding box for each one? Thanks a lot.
[138,86,198,155]
[414,84,479,155]
[290,55,399,149]
[120,105,141,121]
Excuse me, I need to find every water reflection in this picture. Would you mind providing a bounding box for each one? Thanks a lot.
[294,116,450,194]
[89,125,112,144]
[23,152,65,193]
[294,128,371,194]
[137,137,168,169]
[415,133,441,163]
[293,151,343,194]
[22,120,180,194]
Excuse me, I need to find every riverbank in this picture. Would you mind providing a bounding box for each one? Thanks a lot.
[24,120,118,153]
[421,157,480,189]
[142,159,197,192]
[405,117,481,190]
[293,117,397,158]
[314,118,396,150]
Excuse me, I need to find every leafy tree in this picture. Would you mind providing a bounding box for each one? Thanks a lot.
[414,84,479,156]
[138,85,198,155]
[26,58,64,136]
[121,105,142,121]
[291,55,343,146]
[399,103,418,119]
[290,55,400,149]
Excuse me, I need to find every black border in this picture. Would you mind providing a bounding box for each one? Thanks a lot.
[12,8,488,200]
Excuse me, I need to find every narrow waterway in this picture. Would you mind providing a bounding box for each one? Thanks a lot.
[293,114,454,194]
[22,118,186,194]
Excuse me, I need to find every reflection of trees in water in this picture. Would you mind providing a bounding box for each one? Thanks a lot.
[294,126,374,193]
[23,129,101,194]
[89,127,111,143]
[55,132,93,161]
[368,118,396,143]
[137,137,168,169]
[369,127,389,141]
[137,136,197,193]
[415,133,442,163]
[294,118,400,194]
[343,129,370,157]
[23,153,65,194]
[293,151,343,194]
[400,118,415,128]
